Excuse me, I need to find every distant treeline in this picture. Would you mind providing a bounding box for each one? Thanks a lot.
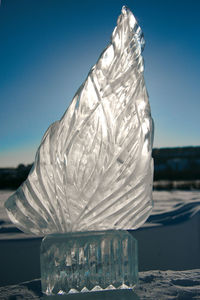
[152,146,200,181]
[0,164,33,190]
[0,146,200,190]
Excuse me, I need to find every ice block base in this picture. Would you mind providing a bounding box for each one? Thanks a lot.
[40,230,138,295]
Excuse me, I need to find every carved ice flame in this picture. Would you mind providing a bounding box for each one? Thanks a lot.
[5,6,154,235]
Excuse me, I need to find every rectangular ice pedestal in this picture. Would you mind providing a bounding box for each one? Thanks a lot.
[40,230,138,295]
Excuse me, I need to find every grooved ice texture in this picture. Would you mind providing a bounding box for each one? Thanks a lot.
[40,230,138,294]
[5,6,154,235]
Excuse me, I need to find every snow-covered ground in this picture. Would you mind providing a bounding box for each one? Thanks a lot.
[0,190,13,223]
[0,269,200,299]
[152,190,200,215]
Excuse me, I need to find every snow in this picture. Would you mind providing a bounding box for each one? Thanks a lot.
[136,269,200,299]
[0,270,200,299]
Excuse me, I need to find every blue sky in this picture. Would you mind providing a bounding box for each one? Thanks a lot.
[0,0,200,167]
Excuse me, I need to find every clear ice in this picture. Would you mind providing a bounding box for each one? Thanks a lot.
[41,230,138,294]
[5,6,154,235]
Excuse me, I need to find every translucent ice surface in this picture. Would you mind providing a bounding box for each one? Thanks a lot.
[5,6,154,235]
[40,230,138,294]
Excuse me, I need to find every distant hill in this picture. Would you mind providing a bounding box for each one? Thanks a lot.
[0,164,33,190]
[153,146,200,181]
[0,146,200,190]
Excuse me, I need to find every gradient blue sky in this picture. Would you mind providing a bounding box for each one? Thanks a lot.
[0,0,200,167]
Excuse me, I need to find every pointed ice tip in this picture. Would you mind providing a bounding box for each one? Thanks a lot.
[122,5,129,13]
[122,5,130,14]
[121,6,132,17]
[121,6,132,16]
[120,6,137,29]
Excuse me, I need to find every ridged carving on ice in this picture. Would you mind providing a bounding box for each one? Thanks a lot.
[5,6,154,235]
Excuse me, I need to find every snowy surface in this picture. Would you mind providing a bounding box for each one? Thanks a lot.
[0,269,200,299]
[152,190,200,215]
[137,269,200,299]
[0,190,12,223]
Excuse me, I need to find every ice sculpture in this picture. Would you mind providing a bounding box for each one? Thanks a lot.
[5,6,154,294]
[5,7,153,235]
